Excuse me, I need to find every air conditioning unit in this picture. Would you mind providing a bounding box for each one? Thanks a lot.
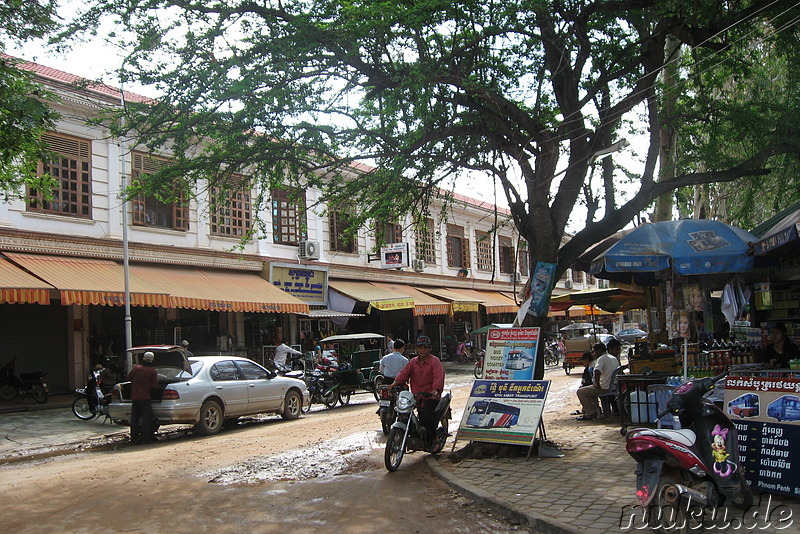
[298,240,321,260]
[564,280,573,289]
[412,259,425,272]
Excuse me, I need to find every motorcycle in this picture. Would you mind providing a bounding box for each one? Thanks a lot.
[384,390,452,472]
[544,341,562,366]
[473,350,485,379]
[301,368,341,412]
[72,366,112,420]
[0,358,49,404]
[625,372,753,533]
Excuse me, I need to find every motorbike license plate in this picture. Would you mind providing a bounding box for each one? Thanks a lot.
[379,400,391,407]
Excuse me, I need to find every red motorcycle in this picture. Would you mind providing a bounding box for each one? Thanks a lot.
[625,373,752,533]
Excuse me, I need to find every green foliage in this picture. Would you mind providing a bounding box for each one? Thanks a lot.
[0,1,61,199]
[58,0,800,273]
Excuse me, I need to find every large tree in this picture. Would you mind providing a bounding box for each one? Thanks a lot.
[62,2,800,357]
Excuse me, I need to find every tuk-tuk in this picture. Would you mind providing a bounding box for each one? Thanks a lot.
[318,333,385,403]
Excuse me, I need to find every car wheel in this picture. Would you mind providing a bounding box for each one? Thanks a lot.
[194,399,224,435]
[282,390,302,420]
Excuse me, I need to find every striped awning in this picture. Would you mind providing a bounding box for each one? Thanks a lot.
[4,253,169,307]
[370,282,451,316]
[451,289,519,314]
[0,256,54,305]
[131,264,310,314]
[413,286,482,313]
[329,280,415,312]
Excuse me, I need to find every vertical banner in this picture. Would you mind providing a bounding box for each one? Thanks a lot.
[725,376,800,498]
[483,327,541,380]
[456,379,551,445]
[528,262,557,318]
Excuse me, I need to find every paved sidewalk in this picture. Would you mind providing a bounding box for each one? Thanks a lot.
[428,415,800,533]
[0,395,129,462]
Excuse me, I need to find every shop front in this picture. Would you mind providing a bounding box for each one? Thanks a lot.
[0,252,310,392]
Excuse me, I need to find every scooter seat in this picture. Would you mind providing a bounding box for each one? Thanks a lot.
[632,428,696,447]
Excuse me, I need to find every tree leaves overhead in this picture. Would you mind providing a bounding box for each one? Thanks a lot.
[61,0,800,270]
[0,1,61,200]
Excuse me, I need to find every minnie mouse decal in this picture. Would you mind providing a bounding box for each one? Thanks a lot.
[711,424,736,477]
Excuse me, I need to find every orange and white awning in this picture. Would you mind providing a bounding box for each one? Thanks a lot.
[0,256,54,305]
[4,253,169,307]
[328,280,415,312]
[2,253,309,314]
[131,264,309,314]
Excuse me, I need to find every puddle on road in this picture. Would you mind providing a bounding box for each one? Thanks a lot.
[202,431,383,485]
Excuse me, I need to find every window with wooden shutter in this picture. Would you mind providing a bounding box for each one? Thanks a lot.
[415,218,436,264]
[499,236,514,274]
[210,178,252,237]
[475,231,493,272]
[330,209,356,253]
[28,133,92,218]
[446,224,469,268]
[271,187,307,245]
[131,152,189,231]
[375,220,402,245]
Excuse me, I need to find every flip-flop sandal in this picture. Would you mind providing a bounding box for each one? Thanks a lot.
[575,415,597,421]
[570,410,583,415]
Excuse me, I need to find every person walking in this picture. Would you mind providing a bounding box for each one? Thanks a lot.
[388,335,445,449]
[379,338,408,384]
[128,351,158,444]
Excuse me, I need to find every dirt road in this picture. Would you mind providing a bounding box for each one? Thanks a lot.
[0,363,577,533]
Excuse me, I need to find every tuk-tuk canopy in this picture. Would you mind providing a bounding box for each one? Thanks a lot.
[319,333,384,343]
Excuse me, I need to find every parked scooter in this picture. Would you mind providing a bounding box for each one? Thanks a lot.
[0,358,49,403]
[384,390,452,472]
[73,366,111,420]
[625,372,753,532]
[301,368,340,412]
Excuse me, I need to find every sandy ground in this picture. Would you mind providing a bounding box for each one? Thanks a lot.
[1,363,578,533]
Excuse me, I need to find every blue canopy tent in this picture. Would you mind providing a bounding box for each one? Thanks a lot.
[589,220,757,286]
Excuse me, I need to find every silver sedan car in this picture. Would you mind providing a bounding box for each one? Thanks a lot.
[109,346,309,436]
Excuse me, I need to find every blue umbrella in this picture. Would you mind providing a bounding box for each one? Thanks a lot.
[590,220,757,285]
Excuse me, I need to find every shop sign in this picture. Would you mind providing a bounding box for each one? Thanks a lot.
[451,300,479,313]
[725,376,800,498]
[455,379,550,446]
[367,297,415,312]
[481,327,541,380]
[270,264,328,305]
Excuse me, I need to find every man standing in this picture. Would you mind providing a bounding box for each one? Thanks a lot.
[388,335,445,449]
[379,338,408,384]
[386,335,395,354]
[274,338,303,366]
[576,340,622,420]
[128,351,158,444]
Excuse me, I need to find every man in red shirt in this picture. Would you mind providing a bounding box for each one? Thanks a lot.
[389,335,445,449]
[128,351,158,444]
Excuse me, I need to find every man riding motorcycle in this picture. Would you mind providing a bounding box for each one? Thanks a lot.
[387,335,445,450]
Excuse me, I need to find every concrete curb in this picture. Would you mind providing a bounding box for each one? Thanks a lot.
[425,455,577,534]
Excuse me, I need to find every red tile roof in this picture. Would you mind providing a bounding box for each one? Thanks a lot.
[1,53,152,103]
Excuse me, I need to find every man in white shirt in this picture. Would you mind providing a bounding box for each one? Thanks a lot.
[274,339,303,366]
[379,338,408,383]
[576,340,622,420]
